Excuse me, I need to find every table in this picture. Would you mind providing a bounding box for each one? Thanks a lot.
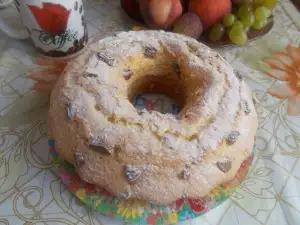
[0,0,300,224]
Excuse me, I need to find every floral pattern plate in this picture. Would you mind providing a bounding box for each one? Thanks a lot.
[49,93,256,225]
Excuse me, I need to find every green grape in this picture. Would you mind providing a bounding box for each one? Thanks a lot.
[263,0,277,9]
[240,11,255,27]
[209,24,225,41]
[232,20,244,29]
[223,13,236,27]
[254,6,271,21]
[229,26,248,45]
[238,5,253,19]
[252,19,268,29]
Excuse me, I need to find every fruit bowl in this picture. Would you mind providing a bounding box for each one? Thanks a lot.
[121,0,275,47]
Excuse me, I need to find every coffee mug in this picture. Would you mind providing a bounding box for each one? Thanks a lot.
[0,0,88,58]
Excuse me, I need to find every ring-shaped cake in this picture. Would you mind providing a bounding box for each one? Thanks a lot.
[49,31,258,205]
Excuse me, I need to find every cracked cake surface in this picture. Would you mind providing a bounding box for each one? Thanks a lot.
[49,30,258,205]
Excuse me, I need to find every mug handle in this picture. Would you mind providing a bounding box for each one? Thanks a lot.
[0,17,29,40]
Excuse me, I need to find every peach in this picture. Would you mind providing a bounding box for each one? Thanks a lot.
[189,0,231,30]
[139,0,183,29]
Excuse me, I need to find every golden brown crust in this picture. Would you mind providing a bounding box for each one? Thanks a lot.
[49,31,258,205]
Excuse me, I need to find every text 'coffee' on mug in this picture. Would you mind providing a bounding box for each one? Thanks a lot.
[0,0,88,59]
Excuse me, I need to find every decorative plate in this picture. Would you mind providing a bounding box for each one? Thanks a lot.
[49,93,255,225]
[132,21,273,48]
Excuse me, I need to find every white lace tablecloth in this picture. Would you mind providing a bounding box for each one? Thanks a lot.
[0,0,300,224]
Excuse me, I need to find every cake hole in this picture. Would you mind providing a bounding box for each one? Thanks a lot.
[133,93,180,115]
[125,54,207,119]
[128,75,183,115]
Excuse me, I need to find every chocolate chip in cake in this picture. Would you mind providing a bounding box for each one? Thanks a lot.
[137,109,147,115]
[144,46,157,58]
[178,168,191,180]
[66,103,74,120]
[234,70,243,80]
[89,144,112,155]
[172,61,180,74]
[191,158,199,165]
[89,135,114,155]
[75,152,84,166]
[216,159,232,173]
[89,138,112,155]
[242,100,251,115]
[85,73,98,78]
[226,131,240,145]
[123,69,133,80]
[114,145,122,153]
[97,52,116,66]
[125,165,142,183]
[118,192,130,200]
[252,96,258,105]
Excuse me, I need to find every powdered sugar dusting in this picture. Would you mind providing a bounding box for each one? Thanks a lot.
[87,30,249,159]
[49,30,258,205]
